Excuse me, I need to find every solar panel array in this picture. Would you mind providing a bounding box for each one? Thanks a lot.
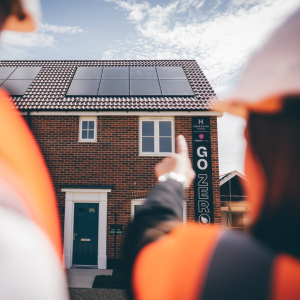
[66,67,194,97]
[0,67,42,96]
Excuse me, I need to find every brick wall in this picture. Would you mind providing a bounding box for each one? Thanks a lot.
[28,114,220,259]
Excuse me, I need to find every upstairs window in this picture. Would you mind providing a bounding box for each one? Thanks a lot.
[79,117,97,142]
[139,117,174,156]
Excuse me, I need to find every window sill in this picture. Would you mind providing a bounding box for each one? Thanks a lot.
[139,152,173,157]
[78,140,97,143]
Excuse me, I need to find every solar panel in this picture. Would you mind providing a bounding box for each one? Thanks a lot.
[73,67,103,80]
[102,67,129,79]
[66,80,100,96]
[156,67,187,79]
[130,80,161,96]
[8,67,42,80]
[0,67,16,79]
[130,67,157,79]
[160,80,194,96]
[98,80,129,96]
[2,80,32,96]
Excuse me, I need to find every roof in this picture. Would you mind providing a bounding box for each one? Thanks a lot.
[219,170,246,186]
[0,60,217,111]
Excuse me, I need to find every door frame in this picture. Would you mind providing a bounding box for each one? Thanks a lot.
[61,188,111,269]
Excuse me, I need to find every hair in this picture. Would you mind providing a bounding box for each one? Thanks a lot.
[0,0,26,24]
[248,95,300,258]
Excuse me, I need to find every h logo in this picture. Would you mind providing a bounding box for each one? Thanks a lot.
[198,119,203,124]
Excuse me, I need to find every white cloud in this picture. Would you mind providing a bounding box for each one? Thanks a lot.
[103,0,300,174]
[0,23,86,59]
[40,24,85,34]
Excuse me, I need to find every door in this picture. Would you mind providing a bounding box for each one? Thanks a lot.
[73,203,99,265]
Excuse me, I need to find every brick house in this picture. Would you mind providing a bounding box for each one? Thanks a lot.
[1,60,221,269]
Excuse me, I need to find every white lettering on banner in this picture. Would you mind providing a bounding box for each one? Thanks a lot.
[199,214,210,226]
[197,173,210,225]
[198,174,208,186]
[197,146,207,157]
[198,200,210,213]
[197,159,208,170]
[198,187,208,199]
[198,119,203,124]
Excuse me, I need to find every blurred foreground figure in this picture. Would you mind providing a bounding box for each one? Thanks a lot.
[124,7,300,300]
[0,1,68,299]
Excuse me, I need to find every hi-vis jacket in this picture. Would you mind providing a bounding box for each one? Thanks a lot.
[123,179,300,300]
[0,89,68,299]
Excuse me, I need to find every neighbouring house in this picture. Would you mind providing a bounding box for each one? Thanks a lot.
[2,60,222,269]
[220,170,249,232]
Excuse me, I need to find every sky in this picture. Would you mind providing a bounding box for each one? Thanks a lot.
[1,0,300,175]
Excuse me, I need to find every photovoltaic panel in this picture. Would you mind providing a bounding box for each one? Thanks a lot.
[130,80,161,96]
[8,67,42,80]
[73,67,103,80]
[160,80,194,96]
[130,67,157,79]
[2,80,33,96]
[66,80,100,96]
[0,67,16,79]
[156,67,187,79]
[102,67,129,79]
[98,80,129,96]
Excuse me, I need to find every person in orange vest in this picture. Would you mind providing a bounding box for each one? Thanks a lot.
[0,1,68,299]
[123,6,300,300]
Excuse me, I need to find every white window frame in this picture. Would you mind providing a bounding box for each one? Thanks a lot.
[79,116,97,142]
[131,198,187,223]
[139,117,175,156]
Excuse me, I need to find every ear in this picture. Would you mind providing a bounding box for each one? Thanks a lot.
[2,11,36,32]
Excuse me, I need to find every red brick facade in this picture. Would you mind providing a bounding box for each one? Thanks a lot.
[27,114,220,260]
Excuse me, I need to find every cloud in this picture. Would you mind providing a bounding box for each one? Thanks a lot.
[0,23,86,59]
[40,24,86,34]
[103,0,300,174]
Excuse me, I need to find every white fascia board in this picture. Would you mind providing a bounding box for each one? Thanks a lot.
[29,111,223,117]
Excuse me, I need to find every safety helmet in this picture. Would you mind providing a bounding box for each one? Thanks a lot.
[213,7,300,118]
[2,0,41,32]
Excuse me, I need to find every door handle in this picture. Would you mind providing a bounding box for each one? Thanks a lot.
[73,233,78,240]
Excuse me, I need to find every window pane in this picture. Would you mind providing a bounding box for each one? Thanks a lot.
[159,121,171,136]
[82,121,88,129]
[142,121,154,136]
[89,121,94,129]
[142,137,154,152]
[88,130,94,139]
[134,205,143,216]
[159,137,172,152]
[82,130,87,139]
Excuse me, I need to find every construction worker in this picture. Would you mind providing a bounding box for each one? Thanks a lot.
[0,1,68,299]
[123,6,300,300]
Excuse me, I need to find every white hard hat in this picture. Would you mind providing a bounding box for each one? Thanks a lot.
[2,0,41,32]
[214,6,300,118]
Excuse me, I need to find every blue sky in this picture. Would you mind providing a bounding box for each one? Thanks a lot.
[1,0,299,174]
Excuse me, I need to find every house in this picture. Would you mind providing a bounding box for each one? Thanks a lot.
[1,60,222,269]
[220,170,249,231]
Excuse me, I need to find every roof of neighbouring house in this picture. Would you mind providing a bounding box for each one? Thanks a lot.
[0,60,217,111]
[219,170,246,186]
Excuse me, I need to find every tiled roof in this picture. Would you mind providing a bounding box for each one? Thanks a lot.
[0,60,217,111]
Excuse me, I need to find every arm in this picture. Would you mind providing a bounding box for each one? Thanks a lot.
[123,136,195,299]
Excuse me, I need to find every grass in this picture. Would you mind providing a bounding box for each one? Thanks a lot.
[92,270,126,289]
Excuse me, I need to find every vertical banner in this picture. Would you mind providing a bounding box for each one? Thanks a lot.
[192,117,214,225]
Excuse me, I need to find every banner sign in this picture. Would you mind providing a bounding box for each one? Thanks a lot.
[192,117,214,225]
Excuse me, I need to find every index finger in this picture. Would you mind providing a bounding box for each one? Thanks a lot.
[177,135,188,156]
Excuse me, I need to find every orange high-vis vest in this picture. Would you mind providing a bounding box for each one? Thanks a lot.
[0,89,62,259]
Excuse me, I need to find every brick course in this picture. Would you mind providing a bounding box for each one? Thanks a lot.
[28,115,220,259]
